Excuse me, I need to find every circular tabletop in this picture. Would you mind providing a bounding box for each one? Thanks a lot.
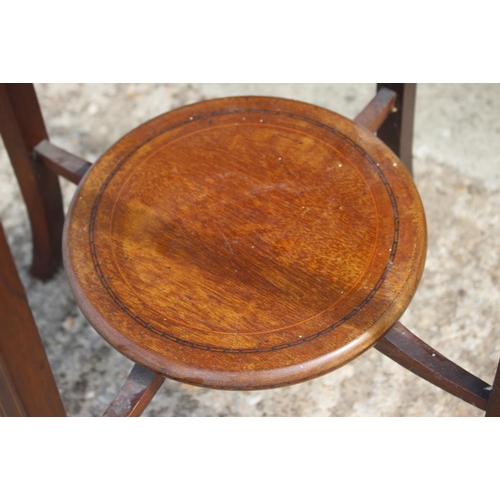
[64,96,427,390]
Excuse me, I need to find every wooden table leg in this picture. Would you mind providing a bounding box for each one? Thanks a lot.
[0,84,64,281]
[0,221,66,416]
[376,83,416,175]
[485,360,500,416]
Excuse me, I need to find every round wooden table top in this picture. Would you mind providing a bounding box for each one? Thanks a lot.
[64,96,427,390]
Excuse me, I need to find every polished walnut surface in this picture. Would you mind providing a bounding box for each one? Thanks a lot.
[64,96,426,390]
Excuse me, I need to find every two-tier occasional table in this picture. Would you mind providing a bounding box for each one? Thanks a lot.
[64,96,426,391]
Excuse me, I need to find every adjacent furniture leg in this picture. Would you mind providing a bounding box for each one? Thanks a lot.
[0,221,66,416]
[376,83,416,175]
[0,84,64,280]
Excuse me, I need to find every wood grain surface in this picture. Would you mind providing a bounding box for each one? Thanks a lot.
[64,96,427,390]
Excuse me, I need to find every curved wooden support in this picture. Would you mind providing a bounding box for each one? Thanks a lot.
[103,364,165,417]
[0,84,64,280]
[354,87,397,132]
[34,139,92,185]
[375,322,491,411]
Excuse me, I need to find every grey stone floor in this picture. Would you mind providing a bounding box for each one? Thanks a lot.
[1,83,500,416]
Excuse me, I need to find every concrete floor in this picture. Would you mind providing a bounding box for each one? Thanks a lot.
[1,83,500,416]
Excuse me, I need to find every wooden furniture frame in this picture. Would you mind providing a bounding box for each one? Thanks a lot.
[1,83,498,416]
